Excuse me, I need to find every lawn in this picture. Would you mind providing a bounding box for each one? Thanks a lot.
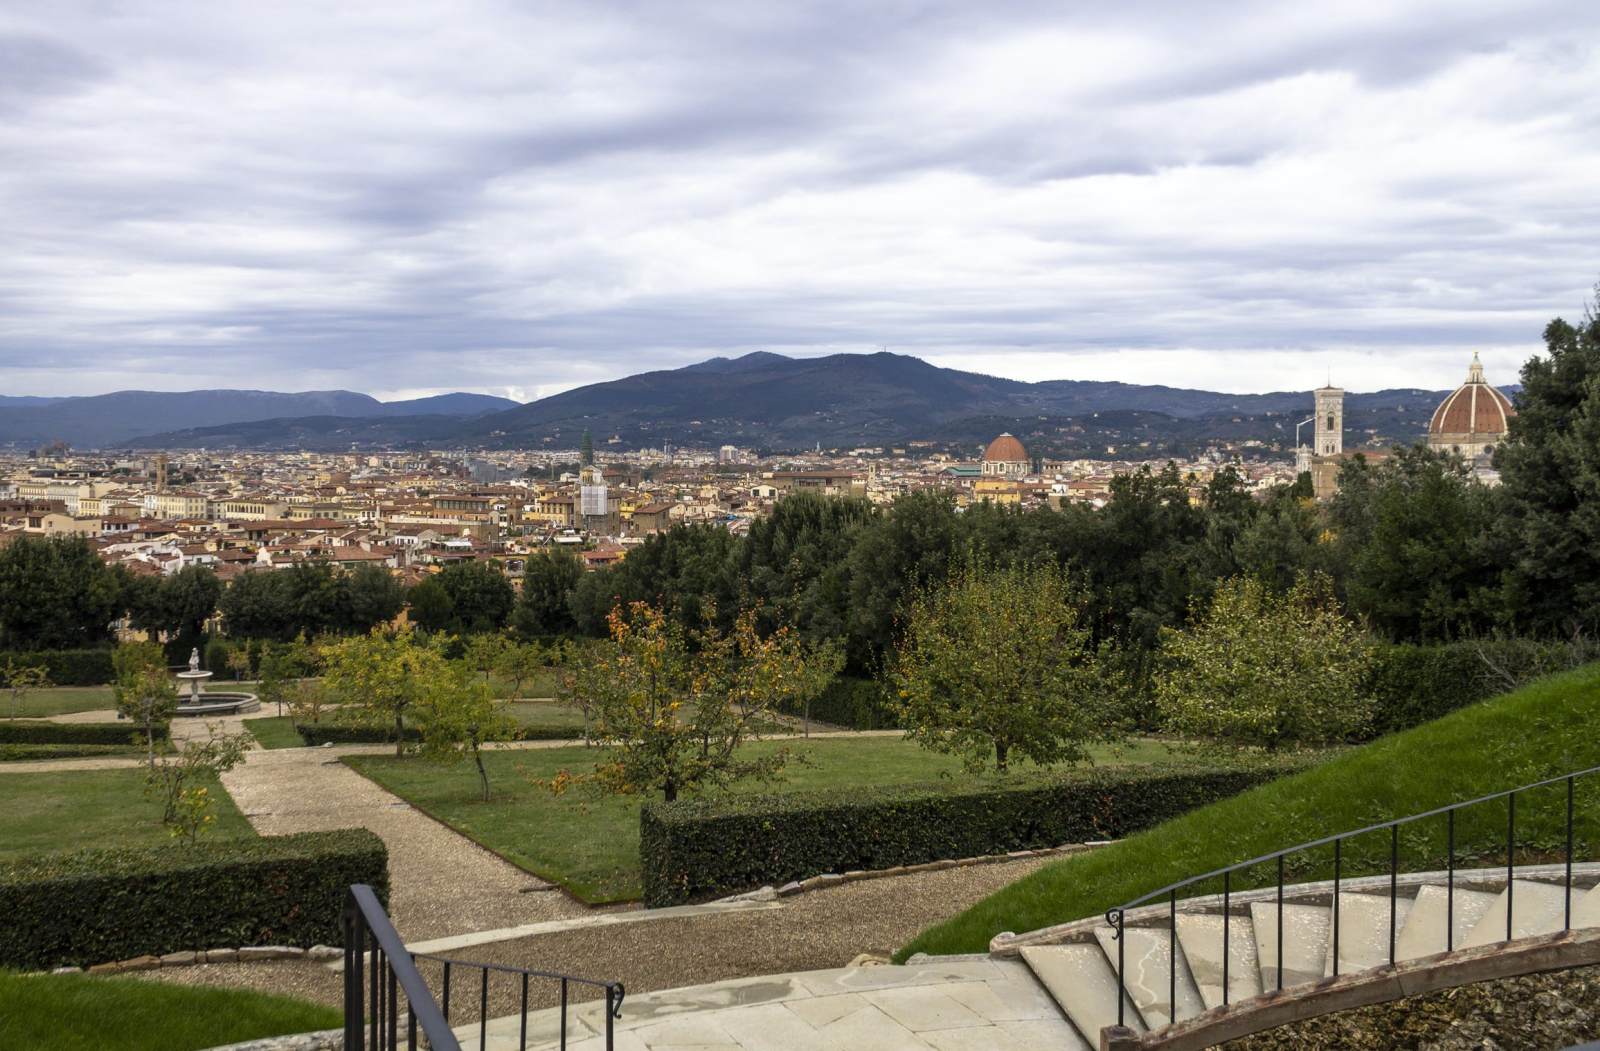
[347,735,1193,903]
[243,715,306,749]
[0,769,256,859]
[2,685,119,718]
[0,970,340,1051]
[898,661,1600,960]
[486,666,564,699]
[506,699,587,737]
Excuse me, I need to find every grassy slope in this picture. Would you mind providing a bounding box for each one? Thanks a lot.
[0,769,256,858]
[0,970,339,1051]
[243,715,305,749]
[2,686,119,718]
[348,736,1190,903]
[899,662,1600,960]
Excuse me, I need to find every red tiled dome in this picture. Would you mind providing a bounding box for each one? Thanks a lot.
[983,433,1028,463]
[1428,354,1516,438]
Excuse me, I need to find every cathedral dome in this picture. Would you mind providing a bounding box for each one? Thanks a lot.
[1428,353,1515,445]
[982,432,1028,464]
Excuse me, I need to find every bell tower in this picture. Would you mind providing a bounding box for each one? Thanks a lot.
[1314,384,1344,458]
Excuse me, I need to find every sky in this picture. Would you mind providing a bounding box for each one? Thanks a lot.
[2,1,1598,402]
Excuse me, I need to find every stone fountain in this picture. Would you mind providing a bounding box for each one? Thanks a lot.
[172,647,261,717]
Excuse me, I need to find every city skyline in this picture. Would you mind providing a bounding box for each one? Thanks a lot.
[4,2,1599,399]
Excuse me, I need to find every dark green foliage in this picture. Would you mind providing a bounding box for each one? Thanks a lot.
[513,548,583,637]
[0,649,114,686]
[736,491,876,642]
[571,525,740,636]
[1496,308,1600,635]
[0,720,168,745]
[219,562,400,640]
[426,560,516,634]
[295,723,422,746]
[0,829,388,969]
[1364,638,1598,737]
[125,565,221,655]
[0,743,137,761]
[344,563,406,632]
[780,676,900,730]
[0,536,125,650]
[640,760,1305,906]
[405,577,454,633]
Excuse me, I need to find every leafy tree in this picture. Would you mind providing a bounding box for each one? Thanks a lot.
[320,629,453,756]
[512,548,583,637]
[1496,302,1600,635]
[0,535,124,649]
[161,566,222,651]
[1232,484,1323,593]
[494,639,547,700]
[144,728,250,840]
[845,490,964,670]
[1155,573,1374,749]
[225,647,252,682]
[415,666,519,801]
[463,633,505,686]
[570,525,740,636]
[407,576,455,633]
[436,560,516,634]
[736,492,876,642]
[219,570,294,640]
[889,559,1110,773]
[344,563,406,633]
[549,602,840,801]
[2,658,50,719]
[257,637,312,717]
[112,641,176,765]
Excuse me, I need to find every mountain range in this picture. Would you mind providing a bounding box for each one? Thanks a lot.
[3,351,1490,455]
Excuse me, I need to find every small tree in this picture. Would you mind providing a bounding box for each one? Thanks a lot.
[889,559,1110,773]
[320,629,452,756]
[144,726,250,843]
[493,639,547,700]
[464,633,505,688]
[1155,573,1374,749]
[225,646,252,683]
[415,666,520,801]
[549,602,841,801]
[112,641,176,766]
[2,658,50,719]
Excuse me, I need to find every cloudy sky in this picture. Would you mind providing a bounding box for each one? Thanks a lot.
[3,1,1597,401]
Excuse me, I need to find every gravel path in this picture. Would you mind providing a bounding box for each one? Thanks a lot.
[220,746,597,942]
[144,855,1050,1019]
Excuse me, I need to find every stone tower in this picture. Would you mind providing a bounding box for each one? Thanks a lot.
[1314,384,1344,457]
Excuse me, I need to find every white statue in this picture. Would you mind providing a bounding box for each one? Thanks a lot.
[188,647,201,674]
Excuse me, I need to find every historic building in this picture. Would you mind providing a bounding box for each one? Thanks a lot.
[1427,352,1516,460]
[981,433,1030,477]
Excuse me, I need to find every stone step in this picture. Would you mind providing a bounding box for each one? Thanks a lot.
[1020,943,1146,1042]
[1323,892,1413,976]
[1395,884,1499,961]
[1174,912,1262,1010]
[1462,879,1571,948]
[1249,902,1328,991]
[1576,883,1600,929]
[1092,925,1205,1028]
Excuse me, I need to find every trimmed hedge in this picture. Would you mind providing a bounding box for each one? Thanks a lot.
[1365,638,1599,738]
[295,723,422,746]
[0,649,116,687]
[0,829,388,969]
[640,759,1306,906]
[0,720,169,745]
[0,743,138,762]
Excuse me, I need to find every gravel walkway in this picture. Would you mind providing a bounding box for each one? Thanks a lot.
[145,855,1051,1018]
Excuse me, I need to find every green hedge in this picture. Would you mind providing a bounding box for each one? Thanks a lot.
[1365,638,1599,738]
[640,759,1306,907]
[295,723,422,746]
[779,676,901,731]
[0,830,388,969]
[0,649,116,687]
[0,720,168,745]
[0,743,138,762]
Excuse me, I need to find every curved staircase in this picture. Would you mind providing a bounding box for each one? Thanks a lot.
[995,863,1600,1048]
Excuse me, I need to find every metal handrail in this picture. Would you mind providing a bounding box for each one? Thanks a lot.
[346,883,461,1051]
[1103,763,1599,1030]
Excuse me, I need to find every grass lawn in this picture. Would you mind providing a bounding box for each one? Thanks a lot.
[347,735,1194,903]
[0,769,256,859]
[486,666,564,699]
[2,685,119,718]
[898,661,1600,960]
[0,970,339,1051]
[506,700,587,737]
[243,715,306,749]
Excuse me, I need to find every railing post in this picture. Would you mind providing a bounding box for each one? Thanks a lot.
[560,977,568,1049]
[345,892,364,1051]
[1332,838,1341,977]
[1566,776,1575,930]
[1507,791,1516,942]
[1222,871,1230,1006]
[1276,854,1284,992]
[480,967,489,1051]
[605,984,616,1051]
[519,972,529,1051]
[1389,824,1398,966]
[1113,908,1126,1027]
[1447,809,1455,952]
[1169,890,1176,1022]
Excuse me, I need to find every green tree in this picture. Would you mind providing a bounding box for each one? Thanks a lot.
[320,629,452,756]
[736,491,876,643]
[112,641,177,765]
[549,602,840,801]
[343,563,406,633]
[889,559,1110,773]
[415,666,519,801]
[493,638,547,700]
[1155,573,1374,749]
[1496,302,1600,635]
[1,658,50,719]
[406,577,455,634]
[161,566,222,652]
[436,560,516,634]
[144,728,250,840]
[0,535,125,650]
[512,548,583,637]
[219,570,294,640]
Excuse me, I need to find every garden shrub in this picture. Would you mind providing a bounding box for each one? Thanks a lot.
[640,759,1306,906]
[1364,638,1599,738]
[295,723,422,746]
[0,649,115,687]
[0,829,388,969]
[0,743,137,762]
[0,720,168,745]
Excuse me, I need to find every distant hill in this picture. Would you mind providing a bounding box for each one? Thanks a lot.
[0,388,519,448]
[117,350,1488,455]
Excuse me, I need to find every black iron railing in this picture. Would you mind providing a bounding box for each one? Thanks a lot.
[1104,763,1599,1029]
[343,884,625,1051]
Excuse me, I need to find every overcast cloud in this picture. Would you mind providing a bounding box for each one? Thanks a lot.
[2,0,1597,400]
